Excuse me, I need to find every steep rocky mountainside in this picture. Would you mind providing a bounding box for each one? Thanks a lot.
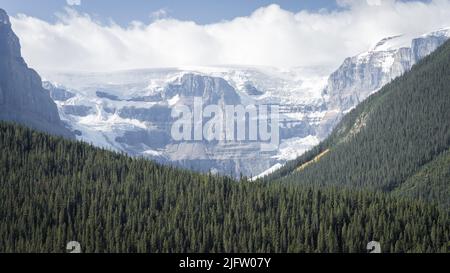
[266,39,450,208]
[320,29,450,136]
[42,68,324,177]
[0,9,72,138]
[39,28,449,177]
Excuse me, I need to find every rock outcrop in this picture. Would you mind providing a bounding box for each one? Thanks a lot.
[0,9,73,138]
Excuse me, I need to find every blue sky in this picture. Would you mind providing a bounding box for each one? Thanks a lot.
[0,0,431,26]
[1,0,343,25]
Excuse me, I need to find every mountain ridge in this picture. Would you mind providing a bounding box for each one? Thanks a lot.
[33,25,450,177]
[264,39,450,208]
[0,9,73,138]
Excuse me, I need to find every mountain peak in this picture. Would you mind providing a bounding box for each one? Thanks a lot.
[0,9,10,25]
[0,8,74,139]
[370,34,411,52]
[424,27,450,38]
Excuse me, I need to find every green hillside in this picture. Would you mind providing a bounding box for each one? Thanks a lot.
[0,121,448,253]
[266,40,450,207]
[392,149,450,209]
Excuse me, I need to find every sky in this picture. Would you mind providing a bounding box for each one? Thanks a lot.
[0,0,344,25]
[1,0,450,73]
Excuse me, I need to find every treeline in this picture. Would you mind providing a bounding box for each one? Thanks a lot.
[266,40,450,208]
[0,122,448,253]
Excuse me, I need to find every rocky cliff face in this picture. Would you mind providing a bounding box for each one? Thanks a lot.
[41,67,324,177]
[0,9,73,138]
[320,29,450,137]
[38,27,450,177]
[163,73,241,105]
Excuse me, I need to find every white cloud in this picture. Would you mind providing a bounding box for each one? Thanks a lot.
[337,0,385,6]
[150,8,170,21]
[9,0,450,73]
[366,0,382,6]
[66,0,81,6]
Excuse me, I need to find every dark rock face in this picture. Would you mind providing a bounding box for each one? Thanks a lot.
[96,91,121,101]
[163,74,241,105]
[62,105,93,117]
[320,31,449,138]
[0,9,73,138]
[127,94,163,102]
[244,83,264,96]
[324,32,450,114]
[115,129,171,150]
[43,81,75,101]
[411,34,450,62]
[118,105,173,123]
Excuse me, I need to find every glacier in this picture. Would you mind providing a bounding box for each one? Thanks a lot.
[40,28,450,178]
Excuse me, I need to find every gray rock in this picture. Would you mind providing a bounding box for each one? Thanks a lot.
[164,73,241,105]
[96,91,121,101]
[244,83,264,96]
[411,33,449,62]
[43,81,75,101]
[115,129,170,150]
[321,31,449,136]
[62,105,93,117]
[118,105,173,123]
[0,9,73,138]
[127,94,162,102]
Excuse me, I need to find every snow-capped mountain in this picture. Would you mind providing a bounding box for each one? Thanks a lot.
[42,66,327,177]
[40,28,450,178]
[320,28,450,137]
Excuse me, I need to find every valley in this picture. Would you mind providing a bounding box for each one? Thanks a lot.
[36,27,450,177]
[0,5,449,254]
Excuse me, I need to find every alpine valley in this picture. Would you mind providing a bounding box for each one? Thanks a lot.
[0,6,449,253]
[39,28,450,177]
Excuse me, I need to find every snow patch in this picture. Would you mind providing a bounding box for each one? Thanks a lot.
[251,163,284,180]
[273,135,320,161]
[168,94,180,106]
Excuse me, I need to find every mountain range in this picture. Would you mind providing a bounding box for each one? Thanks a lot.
[0,7,448,253]
[0,7,449,178]
[266,38,450,209]
[1,38,449,253]
[39,28,450,177]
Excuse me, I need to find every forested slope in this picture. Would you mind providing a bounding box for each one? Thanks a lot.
[265,40,450,208]
[392,149,450,209]
[0,122,448,253]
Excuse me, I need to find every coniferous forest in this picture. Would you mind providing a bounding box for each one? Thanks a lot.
[0,121,448,253]
[0,16,449,254]
[267,40,450,210]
